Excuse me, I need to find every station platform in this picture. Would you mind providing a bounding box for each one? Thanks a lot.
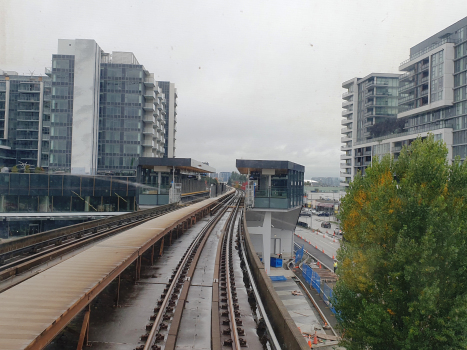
[0,193,232,350]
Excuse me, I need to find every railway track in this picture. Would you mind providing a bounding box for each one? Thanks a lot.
[132,192,274,350]
[0,202,198,287]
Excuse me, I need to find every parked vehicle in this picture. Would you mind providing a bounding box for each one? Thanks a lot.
[297,221,308,228]
[299,211,311,217]
[321,221,331,229]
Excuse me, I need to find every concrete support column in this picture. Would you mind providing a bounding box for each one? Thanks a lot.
[84,196,90,212]
[263,211,272,275]
[158,171,161,194]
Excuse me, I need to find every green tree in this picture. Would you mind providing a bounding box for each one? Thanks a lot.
[335,135,467,349]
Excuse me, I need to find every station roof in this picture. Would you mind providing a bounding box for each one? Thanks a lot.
[137,157,215,174]
[236,159,305,175]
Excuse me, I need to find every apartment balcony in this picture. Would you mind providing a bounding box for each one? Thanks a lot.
[421,76,429,84]
[144,90,155,100]
[364,110,374,117]
[45,67,52,77]
[340,181,350,187]
[399,71,414,82]
[143,115,155,123]
[341,127,352,134]
[399,37,458,68]
[364,120,374,127]
[341,144,352,151]
[342,91,354,99]
[420,89,429,97]
[142,141,154,148]
[341,135,352,143]
[399,94,415,104]
[399,82,415,93]
[340,171,351,177]
[143,103,155,111]
[18,87,40,93]
[17,97,40,103]
[340,154,351,160]
[144,79,155,87]
[341,118,352,125]
[342,100,352,108]
[393,146,402,152]
[340,163,352,169]
[143,128,154,135]
[342,110,353,116]
[421,63,429,71]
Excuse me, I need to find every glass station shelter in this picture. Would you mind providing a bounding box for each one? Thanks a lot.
[236,159,305,274]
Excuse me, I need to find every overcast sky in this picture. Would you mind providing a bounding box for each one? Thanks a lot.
[1,0,466,179]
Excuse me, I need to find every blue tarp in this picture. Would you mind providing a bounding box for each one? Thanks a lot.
[270,276,287,281]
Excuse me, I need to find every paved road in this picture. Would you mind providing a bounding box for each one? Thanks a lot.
[296,215,341,261]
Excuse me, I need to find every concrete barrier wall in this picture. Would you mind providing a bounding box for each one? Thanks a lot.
[242,210,309,350]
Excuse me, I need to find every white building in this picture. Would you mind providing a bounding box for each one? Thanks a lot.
[341,16,467,186]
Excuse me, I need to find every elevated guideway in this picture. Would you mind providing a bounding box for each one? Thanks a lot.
[0,191,234,350]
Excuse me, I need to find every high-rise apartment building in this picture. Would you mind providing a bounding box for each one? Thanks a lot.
[0,70,51,168]
[341,74,400,185]
[341,16,467,187]
[0,40,179,175]
[45,39,168,175]
[157,81,177,158]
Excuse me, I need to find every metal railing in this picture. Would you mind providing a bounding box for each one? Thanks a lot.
[400,37,459,66]
[354,123,453,146]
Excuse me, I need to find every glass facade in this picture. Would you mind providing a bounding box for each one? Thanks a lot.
[0,173,136,213]
[453,23,467,159]
[158,81,170,157]
[357,76,399,142]
[98,63,145,173]
[49,54,75,172]
[251,169,304,209]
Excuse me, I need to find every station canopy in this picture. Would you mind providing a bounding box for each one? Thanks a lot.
[137,157,215,174]
[236,159,304,175]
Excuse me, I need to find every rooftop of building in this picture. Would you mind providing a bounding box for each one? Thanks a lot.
[137,157,215,174]
[236,159,305,174]
[410,16,467,56]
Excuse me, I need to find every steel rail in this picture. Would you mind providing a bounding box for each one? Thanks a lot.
[0,207,184,288]
[0,206,181,273]
[238,210,282,350]
[0,202,181,259]
[224,196,242,349]
[143,193,237,350]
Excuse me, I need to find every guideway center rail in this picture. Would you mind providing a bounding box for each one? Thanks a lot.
[0,191,234,350]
